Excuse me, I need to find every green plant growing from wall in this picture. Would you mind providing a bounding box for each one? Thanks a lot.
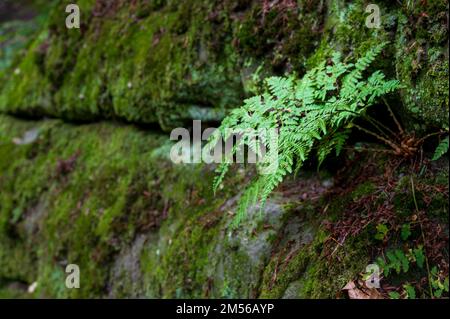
[206,42,402,224]
[432,136,449,161]
[376,247,425,277]
[430,266,450,298]
[378,246,449,299]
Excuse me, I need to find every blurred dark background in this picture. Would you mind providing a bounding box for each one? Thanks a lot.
[0,0,38,22]
[0,0,52,71]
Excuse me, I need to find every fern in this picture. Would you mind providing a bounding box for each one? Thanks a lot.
[432,136,449,161]
[376,246,425,278]
[205,43,401,224]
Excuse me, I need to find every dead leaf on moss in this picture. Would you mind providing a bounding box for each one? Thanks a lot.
[12,128,39,145]
[343,280,384,299]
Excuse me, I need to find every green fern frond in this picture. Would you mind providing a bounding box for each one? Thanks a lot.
[205,42,401,225]
[432,136,449,161]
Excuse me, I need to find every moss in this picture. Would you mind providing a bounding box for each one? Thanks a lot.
[2,0,447,132]
[299,234,370,299]
[1,0,448,299]
[259,241,311,298]
[394,0,449,130]
[233,0,324,75]
[304,0,448,131]
[1,1,246,130]
[0,284,29,299]
[1,114,447,298]
[393,163,449,222]
[0,0,328,129]
[0,114,228,297]
[258,179,376,299]
[4,0,444,130]
[140,179,282,298]
[141,208,223,298]
[351,181,376,202]
[0,114,259,298]
[0,31,53,116]
[258,150,448,299]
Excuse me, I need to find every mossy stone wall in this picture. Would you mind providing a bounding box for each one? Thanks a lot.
[1,0,446,130]
[0,0,448,298]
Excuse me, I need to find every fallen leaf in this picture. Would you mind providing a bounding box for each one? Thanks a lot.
[28,281,38,294]
[12,128,39,145]
[343,280,384,299]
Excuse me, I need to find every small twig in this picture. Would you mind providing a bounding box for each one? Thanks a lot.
[330,234,347,257]
[329,236,343,246]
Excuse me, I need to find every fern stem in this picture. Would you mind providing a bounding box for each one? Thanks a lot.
[352,123,401,153]
[337,108,397,139]
[382,97,404,135]
[364,116,396,141]
[345,147,396,154]
[364,114,398,140]
[415,131,447,145]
